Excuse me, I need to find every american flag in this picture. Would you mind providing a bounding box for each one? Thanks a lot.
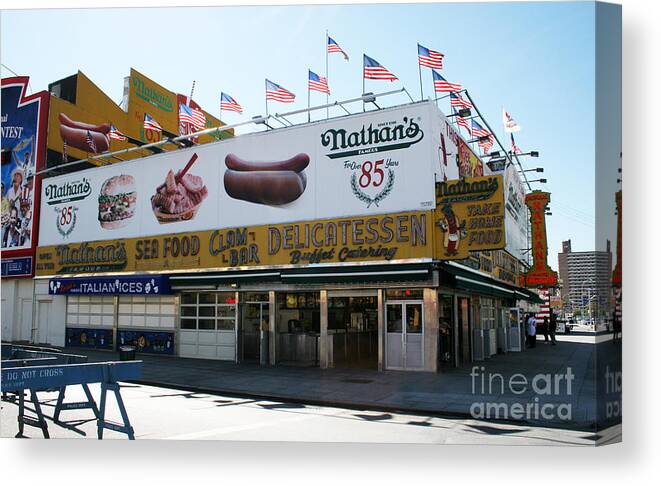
[85,130,97,152]
[327,36,349,61]
[220,92,243,113]
[143,113,162,133]
[108,124,127,141]
[179,103,197,126]
[432,70,461,93]
[511,133,522,154]
[478,134,494,155]
[363,54,398,81]
[470,119,491,139]
[535,288,551,326]
[454,109,471,134]
[418,44,444,69]
[450,92,472,109]
[191,107,206,129]
[308,70,330,94]
[265,79,296,103]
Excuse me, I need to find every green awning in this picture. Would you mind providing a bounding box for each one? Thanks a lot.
[169,262,434,289]
[438,262,543,303]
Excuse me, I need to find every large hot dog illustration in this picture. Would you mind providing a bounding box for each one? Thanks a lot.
[58,113,111,154]
[223,153,309,206]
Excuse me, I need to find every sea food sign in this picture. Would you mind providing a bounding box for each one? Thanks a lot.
[35,211,434,276]
[521,191,558,287]
[433,175,506,260]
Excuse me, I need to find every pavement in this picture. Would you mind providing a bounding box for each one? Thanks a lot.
[58,330,621,432]
[0,381,622,445]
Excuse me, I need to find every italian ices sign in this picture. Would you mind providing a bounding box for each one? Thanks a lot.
[38,102,441,247]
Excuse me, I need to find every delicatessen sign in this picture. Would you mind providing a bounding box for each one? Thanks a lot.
[35,211,433,276]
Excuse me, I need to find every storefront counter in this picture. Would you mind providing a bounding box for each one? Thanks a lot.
[278,332,319,365]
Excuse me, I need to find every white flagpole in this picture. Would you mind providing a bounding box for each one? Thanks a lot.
[308,70,311,123]
[326,30,329,119]
[265,80,269,129]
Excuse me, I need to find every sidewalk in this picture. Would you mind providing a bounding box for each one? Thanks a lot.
[69,332,609,431]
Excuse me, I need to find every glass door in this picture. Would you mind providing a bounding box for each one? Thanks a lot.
[385,301,424,370]
[240,293,269,363]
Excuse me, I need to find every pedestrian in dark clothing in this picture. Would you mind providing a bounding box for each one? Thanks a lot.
[612,310,621,342]
[549,313,557,345]
[542,316,549,342]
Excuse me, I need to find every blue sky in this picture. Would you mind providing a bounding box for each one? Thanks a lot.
[1,2,617,267]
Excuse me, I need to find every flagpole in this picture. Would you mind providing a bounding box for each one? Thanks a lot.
[326,30,329,119]
[418,46,424,101]
[265,79,269,130]
[308,70,311,123]
[362,55,365,112]
[188,81,195,107]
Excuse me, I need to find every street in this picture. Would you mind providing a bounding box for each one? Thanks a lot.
[1,377,620,446]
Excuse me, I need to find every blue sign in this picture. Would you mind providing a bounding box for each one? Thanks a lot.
[49,275,171,295]
[66,327,114,350]
[117,329,175,355]
[1,256,32,277]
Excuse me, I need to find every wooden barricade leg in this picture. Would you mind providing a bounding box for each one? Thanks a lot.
[16,390,25,438]
[96,382,136,440]
[54,384,100,422]
[29,390,50,439]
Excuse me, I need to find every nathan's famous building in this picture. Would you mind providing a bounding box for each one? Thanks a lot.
[4,71,548,373]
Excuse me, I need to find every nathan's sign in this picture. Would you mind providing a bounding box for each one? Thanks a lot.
[433,175,506,260]
[35,211,433,276]
[521,191,557,287]
[321,116,424,159]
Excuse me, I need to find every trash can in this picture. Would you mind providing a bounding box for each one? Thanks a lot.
[119,345,136,361]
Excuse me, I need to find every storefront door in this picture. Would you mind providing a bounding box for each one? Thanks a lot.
[240,300,269,363]
[385,301,424,370]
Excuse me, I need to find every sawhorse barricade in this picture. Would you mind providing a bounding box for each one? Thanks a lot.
[1,360,143,439]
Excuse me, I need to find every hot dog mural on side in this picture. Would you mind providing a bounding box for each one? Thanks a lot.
[58,113,111,154]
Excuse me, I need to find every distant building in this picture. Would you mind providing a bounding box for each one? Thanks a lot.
[558,240,612,318]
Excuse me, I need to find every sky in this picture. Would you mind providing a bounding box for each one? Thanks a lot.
[1,1,621,268]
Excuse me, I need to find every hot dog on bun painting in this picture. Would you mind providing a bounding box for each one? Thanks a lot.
[59,113,111,154]
[223,153,309,206]
[98,175,137,229]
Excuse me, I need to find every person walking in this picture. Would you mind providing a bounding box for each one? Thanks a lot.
[526,313,537,348]
[549,312,557,345]
[542,316,549,343]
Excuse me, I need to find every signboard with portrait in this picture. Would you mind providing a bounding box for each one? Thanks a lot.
[1,76,49,277]
[433,175,506,260]
[35,210,433,276]
[38,102,439,248]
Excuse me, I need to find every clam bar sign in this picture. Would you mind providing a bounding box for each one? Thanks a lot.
[35,211,434,276]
